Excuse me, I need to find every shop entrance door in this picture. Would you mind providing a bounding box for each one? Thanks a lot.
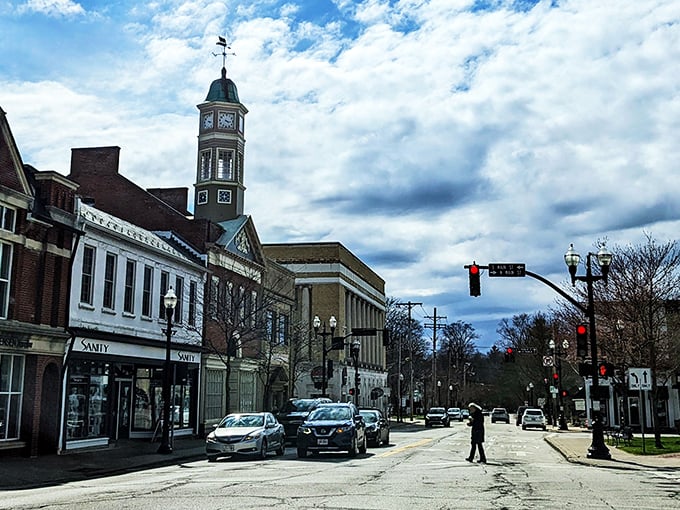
[116,380,133,440]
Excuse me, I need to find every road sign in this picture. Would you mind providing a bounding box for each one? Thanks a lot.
[488,263,526,277]
[628,368,652,390]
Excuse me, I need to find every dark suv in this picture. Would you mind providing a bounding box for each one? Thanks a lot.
[296,402,367,457]
[277,397,331,442]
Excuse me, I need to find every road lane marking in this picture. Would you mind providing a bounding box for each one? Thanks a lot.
[377,438,433,457]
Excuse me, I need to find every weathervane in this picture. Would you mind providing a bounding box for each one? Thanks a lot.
[213,36,236,70]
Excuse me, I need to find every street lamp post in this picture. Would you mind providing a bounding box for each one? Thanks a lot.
[313,315,337,398]
[158,287,177,455]
[564,243,612,460]
[437,380,442,406]
[550,338,570,430]
[351,338,361,406]
[527,382,534,407]
[449,385,453,407]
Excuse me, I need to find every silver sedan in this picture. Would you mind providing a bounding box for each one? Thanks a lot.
[206,412,286,461]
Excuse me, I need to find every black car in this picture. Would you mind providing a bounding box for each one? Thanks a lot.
[515,405,528,426]
[297,402,367,457]
[359,408,390,447]
[425,407,450,427]
[276,397,331,443]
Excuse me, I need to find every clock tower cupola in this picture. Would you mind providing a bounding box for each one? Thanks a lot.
[195,40,248,223]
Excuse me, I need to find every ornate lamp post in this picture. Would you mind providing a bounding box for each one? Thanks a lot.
[550,338,570,430]
[351,337,361,406]
[449,385,453,407]
[564,243,612,460]
[437,380,442,406]
[313,315,337,398]
[157,287,177,454]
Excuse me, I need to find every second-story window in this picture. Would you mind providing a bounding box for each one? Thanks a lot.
[103,252,117,310]
[188,281,197,327]
[142,265,153,318]
[174,276,184,324]
[80,246,96,305]
[277,313,288,345]
[159,271,169,319]
[0,241,13,319]
[124,259,136,314]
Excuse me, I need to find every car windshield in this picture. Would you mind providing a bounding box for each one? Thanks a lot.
[281,399,316,412]
[219,414,264,428]
[308,407,352,421]
[429,408,445,414]
[493,409,506,413]
[525,410,543,416]
[449,408,460,413]
[360,412,379,424]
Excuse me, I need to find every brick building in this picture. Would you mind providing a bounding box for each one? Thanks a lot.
[0,107,80,457]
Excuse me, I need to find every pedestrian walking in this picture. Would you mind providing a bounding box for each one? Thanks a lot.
[465,402,486,464]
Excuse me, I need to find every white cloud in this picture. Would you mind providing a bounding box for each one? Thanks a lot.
[19,0,85,17]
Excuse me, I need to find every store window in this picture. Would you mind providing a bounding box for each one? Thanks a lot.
[133,368,162,431]
[0,354,24,441]
[205,369,224,421]
[66,361,109,440]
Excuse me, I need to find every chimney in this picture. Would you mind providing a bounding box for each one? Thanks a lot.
[69,147,121,178]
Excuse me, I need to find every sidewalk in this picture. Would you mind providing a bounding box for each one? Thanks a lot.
[544,427,680,471]
[2,422,678,491]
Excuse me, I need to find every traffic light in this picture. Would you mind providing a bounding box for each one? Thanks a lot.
[576,323,588,359]
[327,359,334,379]
[356,373,361,385]
[552,372,559,382]
[504,347,515,362]
[598,361,613,378]
[561,389,568,398]
[349,388,355,396]
[468,264,481,297]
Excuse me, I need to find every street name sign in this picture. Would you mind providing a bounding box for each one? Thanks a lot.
[628,368,652,390]
[488,263,526,277]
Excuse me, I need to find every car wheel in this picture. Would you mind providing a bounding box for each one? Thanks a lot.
[347,436,358,457]
[522,425,527,430]
[383,432,390,446]
[275,440,285,456]
[207,455,218,463]
[359,435,367,454]
[297,447,307,458]
[446,421,450,427]
[259,439,268,460]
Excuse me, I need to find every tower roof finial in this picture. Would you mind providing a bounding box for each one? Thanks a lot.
[213,36,236,74]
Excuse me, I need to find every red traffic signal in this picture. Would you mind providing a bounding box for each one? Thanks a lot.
[504,347,515,362]
[576,323,588,359]
[349,388,355,396]
[553,373,559,380]
[598,362,612,378]
[468,263,481,297]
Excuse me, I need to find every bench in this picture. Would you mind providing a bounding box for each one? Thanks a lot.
[607,426,633,446]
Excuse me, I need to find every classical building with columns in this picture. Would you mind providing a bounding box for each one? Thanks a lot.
[262,242,388,412]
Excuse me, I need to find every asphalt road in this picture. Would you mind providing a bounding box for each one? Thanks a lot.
[3,422,678,509]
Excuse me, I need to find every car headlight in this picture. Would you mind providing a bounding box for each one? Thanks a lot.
[299,426,312,434]
[366,424,377,432]
[335,427,345,434]
[244,431,262,441]
[206,434,217,443]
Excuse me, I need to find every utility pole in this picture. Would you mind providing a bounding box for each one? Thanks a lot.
[425,308,446,409]
[396,301,421,421]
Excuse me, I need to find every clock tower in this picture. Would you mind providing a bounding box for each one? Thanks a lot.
[194,64,248,223]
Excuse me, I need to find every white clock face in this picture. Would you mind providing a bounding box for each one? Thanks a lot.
[218,111,235,129]
[202,113,213,129]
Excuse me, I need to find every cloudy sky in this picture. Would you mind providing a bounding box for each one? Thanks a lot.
[1,0,678,351]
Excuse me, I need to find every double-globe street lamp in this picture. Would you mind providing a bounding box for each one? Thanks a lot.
[549,338,570,430]
[564,243,613,460]
[158,287,178,455]
[313,315,337,398]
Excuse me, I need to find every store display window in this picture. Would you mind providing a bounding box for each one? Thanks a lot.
[66,361,109,440]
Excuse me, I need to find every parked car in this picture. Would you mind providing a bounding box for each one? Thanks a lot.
[359,408,390,447]
[515,405,528,426]
[521,408,547,430]
[491,408,510,423]
[276,397,331,443]
[297,402,367,457]
[461,408,470,420]
[206,412,285,462]
[447,407,462,421]
[425,407,450,427]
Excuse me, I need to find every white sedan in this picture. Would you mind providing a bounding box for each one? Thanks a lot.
[206,412,286,461]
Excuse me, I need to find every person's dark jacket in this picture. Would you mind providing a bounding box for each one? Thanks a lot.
[467,408,485,443]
